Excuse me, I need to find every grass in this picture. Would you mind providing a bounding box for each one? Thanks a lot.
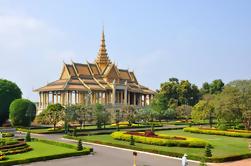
[4,142,76,160]
[0,139,91,165]
[70,129,251,161]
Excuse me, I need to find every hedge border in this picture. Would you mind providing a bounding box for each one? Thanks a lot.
[63,135,251,163]
[0,138,92,166]
[111,131,208,148]
[183,127,251,138]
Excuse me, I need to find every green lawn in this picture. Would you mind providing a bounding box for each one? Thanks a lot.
[4,142,75,161]
[0,140,91,165]
[73,129,250,161]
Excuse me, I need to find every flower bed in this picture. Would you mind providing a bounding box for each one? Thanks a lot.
[111,131,208,148]
[0,138,32,155]
[2,133,14,138]
[183,127,251,138]
[0,138,18,146]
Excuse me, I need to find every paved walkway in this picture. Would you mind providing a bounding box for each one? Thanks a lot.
[18,132,251,166]
[21,133,199,166]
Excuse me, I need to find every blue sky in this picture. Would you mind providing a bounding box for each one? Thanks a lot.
[0,0,250,101]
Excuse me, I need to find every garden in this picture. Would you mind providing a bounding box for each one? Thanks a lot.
[0,133,92,165]
[64,129,251,162]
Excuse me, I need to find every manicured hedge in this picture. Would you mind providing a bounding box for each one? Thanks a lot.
[111,131,208,148]
[2,133,14,138]
[183,127,251,138]
[0,138,18,146]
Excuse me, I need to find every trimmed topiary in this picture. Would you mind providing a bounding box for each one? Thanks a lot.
[9,99,36,127]
[205,144,212,157]
[77,139,83,151]
[130,135,135,146]
[25,132,31,142]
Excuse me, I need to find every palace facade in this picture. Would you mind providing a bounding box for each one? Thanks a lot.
[34,31,155,113]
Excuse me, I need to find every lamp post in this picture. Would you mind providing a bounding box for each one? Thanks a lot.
[133,151,137,166]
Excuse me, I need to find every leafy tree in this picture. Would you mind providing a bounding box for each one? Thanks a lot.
[201,79,224,95]
[214,86,242,129]
[0,79,22,126]
[94,104,110,129]
[75,104,90,129]
[210,79,224,94]
[201,82,210,95]
[125,106,136,126]
[154,78,200,115]
[192,95,215,127]
[137,107,157,124]
[176,105,192,122]
[115,110,122,130]
[40,104,64,130]
[228,80,251,129]
[9,99,36,127]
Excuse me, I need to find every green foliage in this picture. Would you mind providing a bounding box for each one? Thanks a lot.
[77,139,83,151]
[205,144,212,157]
[1,132,14,138]
[192,96,215,127]
[0,138,18,146]
[130,135,135,146]
[199,157,207,166]
[9,99,36,127]
[0,139,92,165]
[111,131,208,148]
[94,104,110,129]
[152,78,200,116]
[214,86,243,129]
[201,79,224,95]
[184,127,251,138]
[25,132,31,142]
[38,104,64,130]
[0,79,22,126]
[176,105,192,121]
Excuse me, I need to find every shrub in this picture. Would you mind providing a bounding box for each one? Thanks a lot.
[111,131,208,148]
[2,133,14,138]
[9,99,36,127]
[77,139,83,151]
[0,79,22,126]
[130,135,135,146]
[184,127,251,138]
[199,157,207,166]
[0,138,18,146]
[205,145,212,157]
[25,132,31,142]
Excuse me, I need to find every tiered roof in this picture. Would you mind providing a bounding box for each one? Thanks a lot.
[35,31,155,95]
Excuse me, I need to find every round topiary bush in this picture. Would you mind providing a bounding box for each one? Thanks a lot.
[0,79,22,126]
[9,99,36,127]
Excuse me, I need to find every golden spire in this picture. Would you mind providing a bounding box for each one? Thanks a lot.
[95,28,111,72]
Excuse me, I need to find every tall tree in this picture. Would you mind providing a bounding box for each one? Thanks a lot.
[192,95,215,127]
[94,103,110,129]
[201,79,224,95]
[0,79,22,126]
[214,86,242,129]
[155,78,200,112]
[176,105,192,122]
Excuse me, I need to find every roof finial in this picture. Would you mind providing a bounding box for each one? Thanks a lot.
[95,27,111,72]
